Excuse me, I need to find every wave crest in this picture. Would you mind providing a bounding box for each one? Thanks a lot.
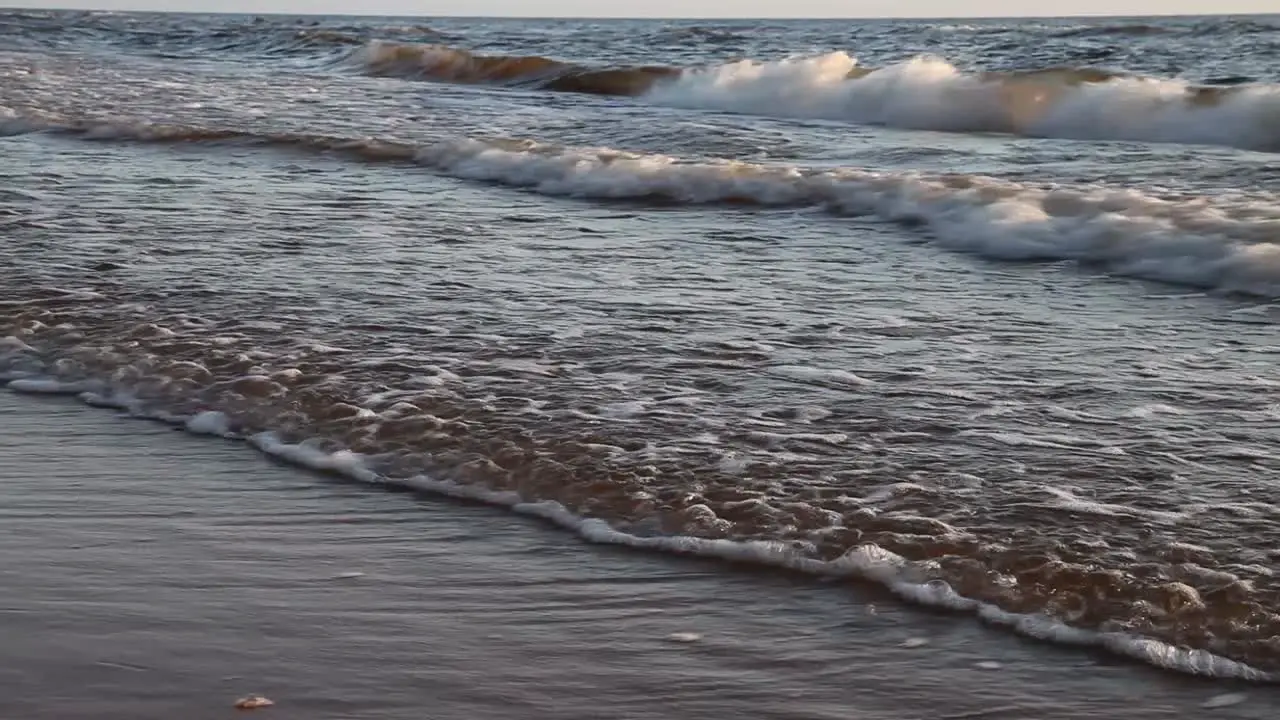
[347,43,1280,152]
[646,52,1280,152]
[8,114,1280,298]
[354,41,678,96]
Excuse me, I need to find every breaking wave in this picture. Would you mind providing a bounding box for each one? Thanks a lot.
[349,42,1280,152]
[6,114,1280,297]
[645,53,1280,151]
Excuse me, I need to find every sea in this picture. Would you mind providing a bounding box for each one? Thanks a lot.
[2,9,1279,718]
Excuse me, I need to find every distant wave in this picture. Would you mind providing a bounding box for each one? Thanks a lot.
[1050,23,1176,38]
[645,53,1280,152]
[347,42,1280,152]
[353,41,679,96]
[5,114,1279,298]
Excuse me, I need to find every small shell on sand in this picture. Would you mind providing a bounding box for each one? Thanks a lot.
[234,695,274,710]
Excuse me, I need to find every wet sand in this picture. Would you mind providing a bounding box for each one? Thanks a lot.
[0,390,1273,719]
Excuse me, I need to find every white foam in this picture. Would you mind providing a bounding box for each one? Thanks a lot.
[771,365,873,388]
[645,53,1280,152]
[650,54,1008,133]
[407,137,1280,298]
[7,377,98,394]
[11,115,1280,297]
[1125,403,1188,419]
[1202,693,1247,709]
[219,431,1277,683]
[186,410,234,437]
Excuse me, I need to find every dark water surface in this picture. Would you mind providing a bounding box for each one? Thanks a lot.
[2,9,1280,698]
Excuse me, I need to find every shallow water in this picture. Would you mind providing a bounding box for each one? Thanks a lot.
[2,10,1280,684]
[0,392,1274,719]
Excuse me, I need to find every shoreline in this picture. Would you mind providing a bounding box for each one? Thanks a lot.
[1,369,1275,686]
[0,389,1273,718]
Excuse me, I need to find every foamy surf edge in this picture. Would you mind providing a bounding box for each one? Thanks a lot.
[0,373,1272,684]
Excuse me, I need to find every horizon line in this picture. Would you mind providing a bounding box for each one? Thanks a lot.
[1,6,1276,21]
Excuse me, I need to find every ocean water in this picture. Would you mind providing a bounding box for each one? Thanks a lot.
[2,7,1280,697]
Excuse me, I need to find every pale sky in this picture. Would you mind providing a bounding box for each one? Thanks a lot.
[3,0,1275,18]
